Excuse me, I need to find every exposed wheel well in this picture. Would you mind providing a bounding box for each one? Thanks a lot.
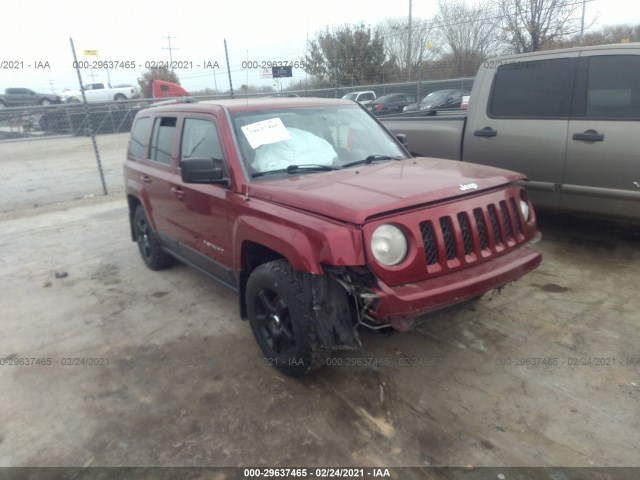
[127,195,142,241]
[239,241,285,319]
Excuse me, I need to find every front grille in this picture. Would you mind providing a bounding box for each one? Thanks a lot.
[419,198,522,268]
[488,205,503,245]
[473,208,489,250]
[420,222,438,265]
[457,212,474,256]
[439,217,457,260]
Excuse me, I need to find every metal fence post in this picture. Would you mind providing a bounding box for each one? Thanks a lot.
[69,37,108,196]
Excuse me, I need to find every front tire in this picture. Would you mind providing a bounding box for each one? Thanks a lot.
[132,205,173,270]
[246,260,327,376]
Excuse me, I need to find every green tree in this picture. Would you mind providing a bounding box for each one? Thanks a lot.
[304,23,387,87]
[137,67,181,98]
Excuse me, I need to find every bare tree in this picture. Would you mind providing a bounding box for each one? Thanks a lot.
[376,17,440,81]
[581,23,640,46]
[493,0,593,53]
[435,0,500,77]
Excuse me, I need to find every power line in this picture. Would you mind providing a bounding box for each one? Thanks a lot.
[162,34,179,66]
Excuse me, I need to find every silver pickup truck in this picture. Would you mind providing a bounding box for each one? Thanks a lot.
[380,43,640,222]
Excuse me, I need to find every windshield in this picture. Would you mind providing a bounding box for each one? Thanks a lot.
[230,105,409,180]
[342,93,358,101]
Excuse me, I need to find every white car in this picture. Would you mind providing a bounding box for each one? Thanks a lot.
[341,90,376,105]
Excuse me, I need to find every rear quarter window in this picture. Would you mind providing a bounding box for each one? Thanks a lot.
[129,117,151,158]
[586,55,640,119]
[150,117,178,166]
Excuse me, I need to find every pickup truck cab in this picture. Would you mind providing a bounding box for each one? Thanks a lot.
[124,98,541,376]
[62,82,140,103]
[381,43,640,222]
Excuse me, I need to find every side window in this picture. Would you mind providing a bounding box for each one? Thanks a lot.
[586,55,640,119]
[129,117,150,158]
[149,117,177,166]
[489,58,575,118]
[181,118,224,161]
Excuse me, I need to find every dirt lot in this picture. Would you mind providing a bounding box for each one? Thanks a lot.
[0,133,128,213]
[0,197,638,469]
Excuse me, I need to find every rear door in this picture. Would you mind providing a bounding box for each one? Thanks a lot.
[463,53,579,209]
[562,51,640,220]
[134,115,181,249]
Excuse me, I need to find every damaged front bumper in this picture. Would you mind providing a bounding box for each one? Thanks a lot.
[356,246,542,332]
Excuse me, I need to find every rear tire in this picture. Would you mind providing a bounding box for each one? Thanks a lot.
[246,260,327,376]
[132,205,173,270]
[114,93,126,101]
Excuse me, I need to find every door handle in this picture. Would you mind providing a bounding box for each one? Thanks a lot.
[572,131,604,142]
[141,175,152,184]
[474,127,497,137]
[171,186,184,200]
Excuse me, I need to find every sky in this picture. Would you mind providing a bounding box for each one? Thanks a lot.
[1,0,638,94]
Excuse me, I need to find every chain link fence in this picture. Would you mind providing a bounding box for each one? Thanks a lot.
[0,76,474,213]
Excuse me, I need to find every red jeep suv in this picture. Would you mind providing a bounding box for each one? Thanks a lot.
[124,97,541,376]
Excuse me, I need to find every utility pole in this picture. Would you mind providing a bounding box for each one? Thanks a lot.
[48,80,55,94]
[407,0,413,82]
[224,39,234,99]
[579,0,586,45]
[162,34,178,66]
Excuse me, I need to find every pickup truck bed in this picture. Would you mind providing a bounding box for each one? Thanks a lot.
[379,113,466,160]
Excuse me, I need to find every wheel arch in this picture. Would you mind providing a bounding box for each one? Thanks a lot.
[238,241,287,319]
[127,195,143,241]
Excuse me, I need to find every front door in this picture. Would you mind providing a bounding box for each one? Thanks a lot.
[463,54,579,209]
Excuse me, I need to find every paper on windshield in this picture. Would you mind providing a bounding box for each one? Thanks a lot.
[241,118,291,149]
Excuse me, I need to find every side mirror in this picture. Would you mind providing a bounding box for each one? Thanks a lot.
[180,157,229,186]
[396,134,408,148]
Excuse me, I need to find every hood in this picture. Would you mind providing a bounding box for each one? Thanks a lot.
[246,157,525,224]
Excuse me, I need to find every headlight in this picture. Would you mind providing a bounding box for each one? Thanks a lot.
[519,199,530,222]
[371,224,408,266]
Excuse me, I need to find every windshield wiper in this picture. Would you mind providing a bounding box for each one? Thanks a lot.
[341,155,404,169]
[251,164,338,178]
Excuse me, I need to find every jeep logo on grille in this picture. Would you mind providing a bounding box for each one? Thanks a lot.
[459,183,478,191]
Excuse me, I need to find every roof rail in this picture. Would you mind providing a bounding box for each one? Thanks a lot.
[150,96,198,107]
